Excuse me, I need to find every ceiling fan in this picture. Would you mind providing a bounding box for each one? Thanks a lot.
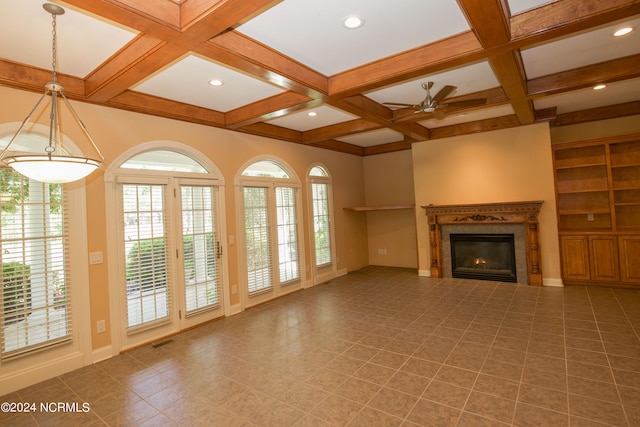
[383,82,486,118]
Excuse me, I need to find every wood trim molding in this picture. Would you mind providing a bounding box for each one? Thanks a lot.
[422,201,544,286]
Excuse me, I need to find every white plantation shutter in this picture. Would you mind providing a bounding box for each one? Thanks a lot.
[0,170,71,359]
[276,187,299,283]
[311,181,332,266]
[181,185,221,315]
[244,186,272,294]
[122,183,172,330]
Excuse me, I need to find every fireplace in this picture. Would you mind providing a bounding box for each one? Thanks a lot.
[450,234,517,282]
[422,201,544,286]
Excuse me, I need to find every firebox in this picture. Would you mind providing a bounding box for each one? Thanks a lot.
[450,234,517,283]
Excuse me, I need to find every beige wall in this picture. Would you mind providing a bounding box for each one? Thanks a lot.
[362,150,417,268]
[411,123,562,284]
[0,85,369,352]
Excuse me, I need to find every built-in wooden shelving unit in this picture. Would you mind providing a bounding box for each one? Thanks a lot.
[553,133,640,287]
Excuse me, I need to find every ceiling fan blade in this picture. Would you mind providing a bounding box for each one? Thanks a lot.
[439,98,486,108]
[432,85,456,104]
[383,102,416,108]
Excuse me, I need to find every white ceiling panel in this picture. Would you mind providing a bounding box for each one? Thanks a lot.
[336,129,404,148]
[0,0,137,77]
[237,0,470,76]
[522,16,640,79]
[267,106,357,132]
[507,0,557,15]
[132,55,285,112]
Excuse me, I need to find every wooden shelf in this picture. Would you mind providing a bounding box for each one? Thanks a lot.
[344,204,414,212]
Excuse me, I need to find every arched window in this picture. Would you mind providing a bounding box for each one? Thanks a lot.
[308,165,336,284]
[105,143,227,351]
[238,158,302,306]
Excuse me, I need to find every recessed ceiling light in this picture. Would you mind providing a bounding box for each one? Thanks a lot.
[343,16,364,29]
[593,84,606,90]
[613,27,634,37]
[307,111,317,117]
[209,79,223,86]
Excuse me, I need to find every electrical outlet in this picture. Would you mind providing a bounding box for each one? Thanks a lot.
[587,213,595,222]
[89,251,103,264]
[96,320,106,334]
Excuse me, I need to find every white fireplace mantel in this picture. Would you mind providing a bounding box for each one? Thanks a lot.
[422,201,544,286]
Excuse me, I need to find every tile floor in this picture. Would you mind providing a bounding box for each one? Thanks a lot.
[2,266,640,426]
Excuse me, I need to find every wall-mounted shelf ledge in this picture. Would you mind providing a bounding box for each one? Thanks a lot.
[344,204,415,212]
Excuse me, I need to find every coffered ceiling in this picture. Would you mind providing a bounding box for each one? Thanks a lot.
[1,0,639,156]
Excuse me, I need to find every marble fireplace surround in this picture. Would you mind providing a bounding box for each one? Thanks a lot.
[422,201,544,286]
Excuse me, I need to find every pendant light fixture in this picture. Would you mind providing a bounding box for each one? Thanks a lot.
[0,3,105,184]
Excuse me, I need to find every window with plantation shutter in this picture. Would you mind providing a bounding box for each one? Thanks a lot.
[122,183,170,329]
[240,159,302,302]
[276,186,299,283]
[309,166,333,268]
[0,169,71,359]
[244,186,272,294]
[181,185,221,314]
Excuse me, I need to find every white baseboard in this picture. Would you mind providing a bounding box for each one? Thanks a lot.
[418,269,431,277]
[228,303,243,316]
[337,268,348,277]
[543,278,564,287]
[91,345,114,364]
[0,352,84,395]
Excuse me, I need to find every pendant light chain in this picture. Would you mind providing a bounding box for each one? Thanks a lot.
[47,10,60,156]
[51,11,58,83]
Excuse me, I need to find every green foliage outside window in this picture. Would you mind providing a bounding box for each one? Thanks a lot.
[125,238,167,292]
[2,262,31,324]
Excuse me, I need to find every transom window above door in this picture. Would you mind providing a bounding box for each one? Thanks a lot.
[121,150,207,173]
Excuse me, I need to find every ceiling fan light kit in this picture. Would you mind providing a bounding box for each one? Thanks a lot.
[0,3,105,184]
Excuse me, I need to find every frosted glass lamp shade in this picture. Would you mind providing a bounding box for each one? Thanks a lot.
[4,155,102,184]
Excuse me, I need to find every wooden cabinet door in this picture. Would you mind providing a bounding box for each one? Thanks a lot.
[619,236,640,284]
[588,236,620,282]
[560,236,590,281]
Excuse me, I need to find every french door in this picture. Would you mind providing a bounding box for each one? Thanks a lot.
[242,184,302,307]
[117,178,225,349]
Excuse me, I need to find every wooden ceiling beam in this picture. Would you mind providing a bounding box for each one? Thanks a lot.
[329,32,485,97]
[225,92,318,128]
[528,54,640,97]
[203,32,328,96]
[551,100,640,127]
[302,119,382,144]
[334,95,431,141]
[458,0,534,124]
[0,60,85,98]
[107,90,226,126]
[510,0,640,42]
